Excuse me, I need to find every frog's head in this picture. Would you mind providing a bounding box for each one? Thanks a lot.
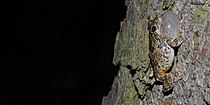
[148,16,161,36]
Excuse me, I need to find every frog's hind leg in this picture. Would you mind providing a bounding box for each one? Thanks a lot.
[163,73,174,92]
[171,54,183,82]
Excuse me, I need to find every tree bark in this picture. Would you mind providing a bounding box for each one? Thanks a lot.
[102,0,210,105]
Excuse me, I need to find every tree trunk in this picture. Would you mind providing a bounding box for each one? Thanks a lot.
[102,0,210,105]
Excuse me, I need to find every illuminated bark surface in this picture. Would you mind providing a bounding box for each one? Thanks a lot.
[102,0,210,105]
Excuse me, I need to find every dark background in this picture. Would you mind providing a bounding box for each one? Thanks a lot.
[2,0,126,105]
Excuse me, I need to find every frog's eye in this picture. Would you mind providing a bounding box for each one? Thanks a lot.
[151,24,159,33]
[151,25,156,32]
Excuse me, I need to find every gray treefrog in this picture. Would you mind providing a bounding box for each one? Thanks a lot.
[149,11,184,92]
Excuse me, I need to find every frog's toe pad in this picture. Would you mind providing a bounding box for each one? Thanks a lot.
[173,69,183,82]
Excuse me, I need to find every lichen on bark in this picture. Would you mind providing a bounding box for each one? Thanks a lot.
[102,0,210,105]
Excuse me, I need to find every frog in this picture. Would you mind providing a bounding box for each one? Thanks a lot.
[148,11,184,92]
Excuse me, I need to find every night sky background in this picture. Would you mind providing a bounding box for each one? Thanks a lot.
[2,0,126,105]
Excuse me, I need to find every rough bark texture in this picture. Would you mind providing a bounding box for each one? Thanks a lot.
[102,0,210,105]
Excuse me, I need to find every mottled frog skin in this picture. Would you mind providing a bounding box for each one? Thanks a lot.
[149,11,184,92]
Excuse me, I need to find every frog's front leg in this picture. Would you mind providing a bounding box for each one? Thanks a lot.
[166,35,184,48]
[166,23,185,48]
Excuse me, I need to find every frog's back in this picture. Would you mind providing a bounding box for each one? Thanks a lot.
[149,35,174,74]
